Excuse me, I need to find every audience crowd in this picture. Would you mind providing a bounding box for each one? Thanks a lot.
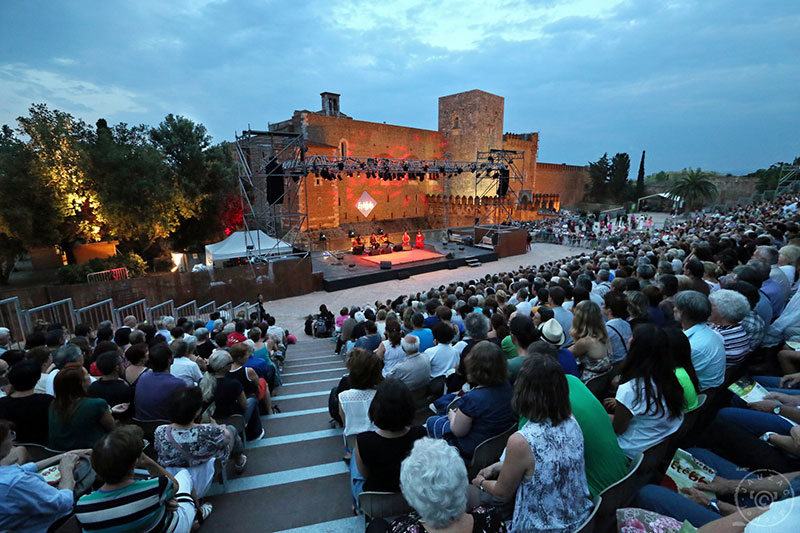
[0,308,291,531]
[3,193,800,531]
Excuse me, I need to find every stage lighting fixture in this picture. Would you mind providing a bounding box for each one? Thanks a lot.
[359,162,366,169]
[348,230,356,238]
[320,168,332,180]
[457,167,463,173]
[423,165,429,172]
[337,162,344,171]
[319,232,327,241]
[337,174,343,180]
[403,164,409,172]
[377,228,384,235]
[487,156,494,162]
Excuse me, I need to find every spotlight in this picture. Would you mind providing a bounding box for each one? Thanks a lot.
[320,168,332,180]
[377,228,384,235]
[348,230,355,238]
[403,164,409,172]
[319,232,327,241]
[337,174,343,180]
[337,162,344,171]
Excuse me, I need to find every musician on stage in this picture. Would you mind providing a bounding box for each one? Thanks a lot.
[415,230,425,249]
[370,233,379,247]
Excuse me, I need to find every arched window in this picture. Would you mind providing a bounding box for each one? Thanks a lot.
[339,140,348,157]
[452,116,459,129]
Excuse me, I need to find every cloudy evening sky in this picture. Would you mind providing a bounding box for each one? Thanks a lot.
[1,0,798,175]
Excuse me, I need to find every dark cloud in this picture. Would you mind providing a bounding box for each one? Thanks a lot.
[0,0,797,174]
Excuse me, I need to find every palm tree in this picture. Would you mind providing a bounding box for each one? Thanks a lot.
[668,168,718,212]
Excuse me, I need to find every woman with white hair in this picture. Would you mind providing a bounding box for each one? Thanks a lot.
[200,350,263,441]
[778,244,800,297]
[708,289,752,368]
[388,437,506,532]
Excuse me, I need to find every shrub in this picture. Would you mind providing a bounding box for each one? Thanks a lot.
[55,252,148,284]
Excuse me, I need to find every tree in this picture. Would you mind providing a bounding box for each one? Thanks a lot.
[0,126,60,284]
[668,168,718,212]
[86,119,182,249]
[748,156,800,192]
[609,152,630,199]
[16,104,101,262]
[587,153,611,201]
[636,150,645,200]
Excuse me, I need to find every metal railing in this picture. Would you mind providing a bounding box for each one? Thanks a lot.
[75,299,116,328]
[246,303,260,320]
[232,301,249,320]
[24,298,76,334]
[148,299,175,323]
[176,300,198,321]
[87,267,129,284]
[216,301,233,320]
[197,301,215,323]
[114,299,149,326]
[0,297,27,344]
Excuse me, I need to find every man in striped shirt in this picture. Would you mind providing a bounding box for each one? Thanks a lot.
[76,426,199,532]
[709,290,753,367]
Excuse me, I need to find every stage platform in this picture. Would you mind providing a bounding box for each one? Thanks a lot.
[360,249,444,266]
[312,243,498,292]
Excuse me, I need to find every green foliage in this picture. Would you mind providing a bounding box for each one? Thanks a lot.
[636,151,646,200]
[55,252,147,285]
[586,153,611,201]
[667,168,718,211]
[609,153,631,197]
[748,156,800,192]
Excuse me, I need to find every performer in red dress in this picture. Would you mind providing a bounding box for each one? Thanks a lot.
[415,230,425,249]
[402,231,411,249]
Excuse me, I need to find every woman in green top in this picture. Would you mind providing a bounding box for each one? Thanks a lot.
[49,367,115,450]
[519,345,629,497]
[664,327,701,411]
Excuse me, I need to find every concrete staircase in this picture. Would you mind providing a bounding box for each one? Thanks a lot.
[203,338,365,532]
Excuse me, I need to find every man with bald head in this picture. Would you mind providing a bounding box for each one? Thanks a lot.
[387,334,431,391]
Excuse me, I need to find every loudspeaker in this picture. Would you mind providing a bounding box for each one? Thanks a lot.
[398,271,410,279]
[393,244,403,252]
[491,233,499,245]
[380,261,392,270]
[498,168,509,197]
[265,159,284,205]
[447,262,458,270]
[445,252,454,260]
[463,236,474,247]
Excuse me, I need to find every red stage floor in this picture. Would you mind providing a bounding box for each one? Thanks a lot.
[360,249,444,266]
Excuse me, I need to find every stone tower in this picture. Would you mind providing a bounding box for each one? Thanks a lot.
[438,90,504,197]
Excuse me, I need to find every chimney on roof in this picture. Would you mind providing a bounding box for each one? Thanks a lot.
[321,92,340,117]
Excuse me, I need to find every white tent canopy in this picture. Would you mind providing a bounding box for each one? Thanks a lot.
[637,192,683,209]
[205,230,292,267]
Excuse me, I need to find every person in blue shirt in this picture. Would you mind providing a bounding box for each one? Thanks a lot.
[410,313,434,353]
[0,420,84,532]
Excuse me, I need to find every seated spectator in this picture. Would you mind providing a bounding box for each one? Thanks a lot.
[194,328,214,359]
[603,290,632,363]
[245,328,279,390]
[426,341,516,458]
[423,322,459,379]
[635,447,800,528]
[472,355,592,531]
[388,438,505,532]
[568,300,612,383]
[88,351,134,411]
[708,289,752,368]
[537,319,581,377]
[506,314,543,382]
[684,258,711,296]
[375,309,387,338]
[674,290,726,391]
[608,324,685,457]
[410,313,434,353]
[155,387,246,499]
[354,320,382,351]
[123,342,150,387]
[524,342,629,497]
[0,360,52,445]
[386,335,431,392]
[200,350,263,441]
[37,342,83,396]
[49,367,115,450]
[626,290,651,331]
[227,321,247,346]
[338,348,383,460]
[549,286,573,347]
[134,344,186,421]
[375,320,406,377]
[729,280,766,352]
[170,339,203,387]
[265,315,285,344]
[229,342,271,417]
[663,327,700,411]
[76,425,204,531]
[351,379,426,509]
[0,420,84,532]
[642,284,667,326]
